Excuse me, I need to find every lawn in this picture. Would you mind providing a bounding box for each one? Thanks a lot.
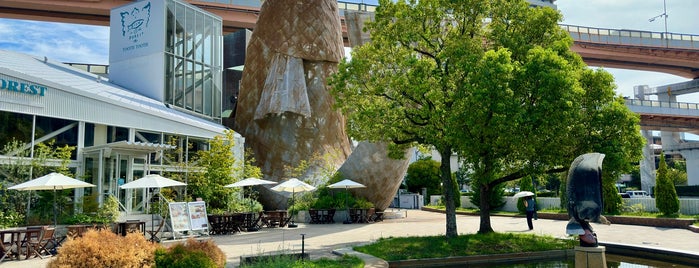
[354,232,576,261]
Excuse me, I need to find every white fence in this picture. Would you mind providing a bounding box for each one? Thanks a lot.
[429,195,699,215]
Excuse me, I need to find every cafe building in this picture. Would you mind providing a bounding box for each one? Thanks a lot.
[0,0,243,213]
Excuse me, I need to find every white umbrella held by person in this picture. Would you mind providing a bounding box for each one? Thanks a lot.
[8,172,95,226]
[513,191,535,199]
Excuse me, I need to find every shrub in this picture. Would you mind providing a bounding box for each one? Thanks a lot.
[155,238,226,268]
[48,229,159,268]
[656,154,680,216]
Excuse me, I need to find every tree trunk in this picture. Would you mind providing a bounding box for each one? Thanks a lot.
[478,183,494,233]
[438,149,458,238]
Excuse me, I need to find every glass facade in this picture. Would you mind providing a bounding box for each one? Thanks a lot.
[165,0,222,122]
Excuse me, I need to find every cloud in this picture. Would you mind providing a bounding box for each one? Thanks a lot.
[0,18,109,64]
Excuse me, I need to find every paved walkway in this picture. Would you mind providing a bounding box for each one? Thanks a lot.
[3,209,698,267]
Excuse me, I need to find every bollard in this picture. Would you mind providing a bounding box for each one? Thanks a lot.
[300,233,306,260]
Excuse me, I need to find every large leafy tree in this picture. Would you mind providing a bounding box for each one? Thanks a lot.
[330,0,643,236]
[405,158,442,196]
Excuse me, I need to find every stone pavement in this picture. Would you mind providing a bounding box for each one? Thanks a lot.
[3,209,698,267]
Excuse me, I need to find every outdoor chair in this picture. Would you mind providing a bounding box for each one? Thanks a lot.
[0,231,17,262]
[27,227,55,259]
[146,217,166,243]
[327,209,336,223]
[364,208,376,223]
[308,209,321,224]
[124,220,142,235]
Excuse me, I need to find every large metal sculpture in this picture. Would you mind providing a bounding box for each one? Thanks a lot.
[566,152,610,247]
[233,2,409,210]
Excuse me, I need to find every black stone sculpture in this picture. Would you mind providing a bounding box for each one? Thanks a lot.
[566,152,610,247]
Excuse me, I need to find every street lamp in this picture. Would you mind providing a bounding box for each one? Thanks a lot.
[648,0,668,47]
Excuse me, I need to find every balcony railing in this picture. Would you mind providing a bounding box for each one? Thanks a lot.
[562,24,699,50]
[625,99,699,110]
[192,0,377,12]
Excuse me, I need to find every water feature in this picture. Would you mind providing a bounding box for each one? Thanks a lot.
[439,254,694,267]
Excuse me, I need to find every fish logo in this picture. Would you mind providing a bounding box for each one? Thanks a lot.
[120,2,151,43]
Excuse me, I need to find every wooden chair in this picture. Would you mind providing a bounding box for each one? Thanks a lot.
[146,217,166,243]
[0,231,18,262]
[27,227,55,259]
[124,220,143,235]
[364,208,376,223]
[308,209,321,224]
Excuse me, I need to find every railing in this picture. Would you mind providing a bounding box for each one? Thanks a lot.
[562,24,699,50]
[192,0,377,12]
[431,195,699,215]
[625,99,699,110]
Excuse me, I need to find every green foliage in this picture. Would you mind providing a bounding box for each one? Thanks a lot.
[602,177,623,214]
[330,0,643,235]
[354,233,575,262]
[155,239,226,268]
[188,130,239,211]
[240,254,363,268]
[405,159,442,195]
[469,183,505,211]
[450,173,461,208]
[97,195,121,224]
[656,154,680,216]
[0,209,24,228]
[0,138,76,226]
[353,198,375,209]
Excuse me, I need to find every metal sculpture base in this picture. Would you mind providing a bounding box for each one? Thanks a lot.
[574,246,607,268]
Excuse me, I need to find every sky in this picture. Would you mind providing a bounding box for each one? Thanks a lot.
[0,0,697,101]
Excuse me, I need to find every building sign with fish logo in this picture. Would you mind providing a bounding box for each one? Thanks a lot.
[109,0,164,63]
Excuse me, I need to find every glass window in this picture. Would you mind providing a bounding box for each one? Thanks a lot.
[186,60,194,110]
[106,126,129,143]
[0,111,33,149]
[35,116,79,159]
[135,131,161,144]
[195,63,204,113]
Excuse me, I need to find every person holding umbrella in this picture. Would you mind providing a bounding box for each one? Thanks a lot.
[514,191,536,230]
[524,196,537,230]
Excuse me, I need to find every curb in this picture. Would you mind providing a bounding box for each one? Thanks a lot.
[332,247,389,268]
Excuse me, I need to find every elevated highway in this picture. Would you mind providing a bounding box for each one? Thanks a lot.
[1,0,698,79]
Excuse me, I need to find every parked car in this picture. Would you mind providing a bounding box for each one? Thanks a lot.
[625,190,651,198]
[619,192,630,198]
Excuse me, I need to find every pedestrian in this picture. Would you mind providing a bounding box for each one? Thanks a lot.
[524,196,536,230]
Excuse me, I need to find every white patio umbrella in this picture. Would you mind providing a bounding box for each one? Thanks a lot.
[271,178,316,228]
[8,172,95,226]
[120,174,186,241]
[119,174,186,189]
[225,177,277,213]
[513,191,535,199]
[328,179,366,224]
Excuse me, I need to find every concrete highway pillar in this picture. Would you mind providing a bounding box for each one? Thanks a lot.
[680,150,699,185]
[640,130,656,192]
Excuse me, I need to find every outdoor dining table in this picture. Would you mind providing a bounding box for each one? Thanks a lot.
[262,210,288,228]
[0,227,43,261]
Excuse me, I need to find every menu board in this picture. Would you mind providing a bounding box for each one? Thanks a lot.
[168,202,190,232]
[187,201,208,231]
